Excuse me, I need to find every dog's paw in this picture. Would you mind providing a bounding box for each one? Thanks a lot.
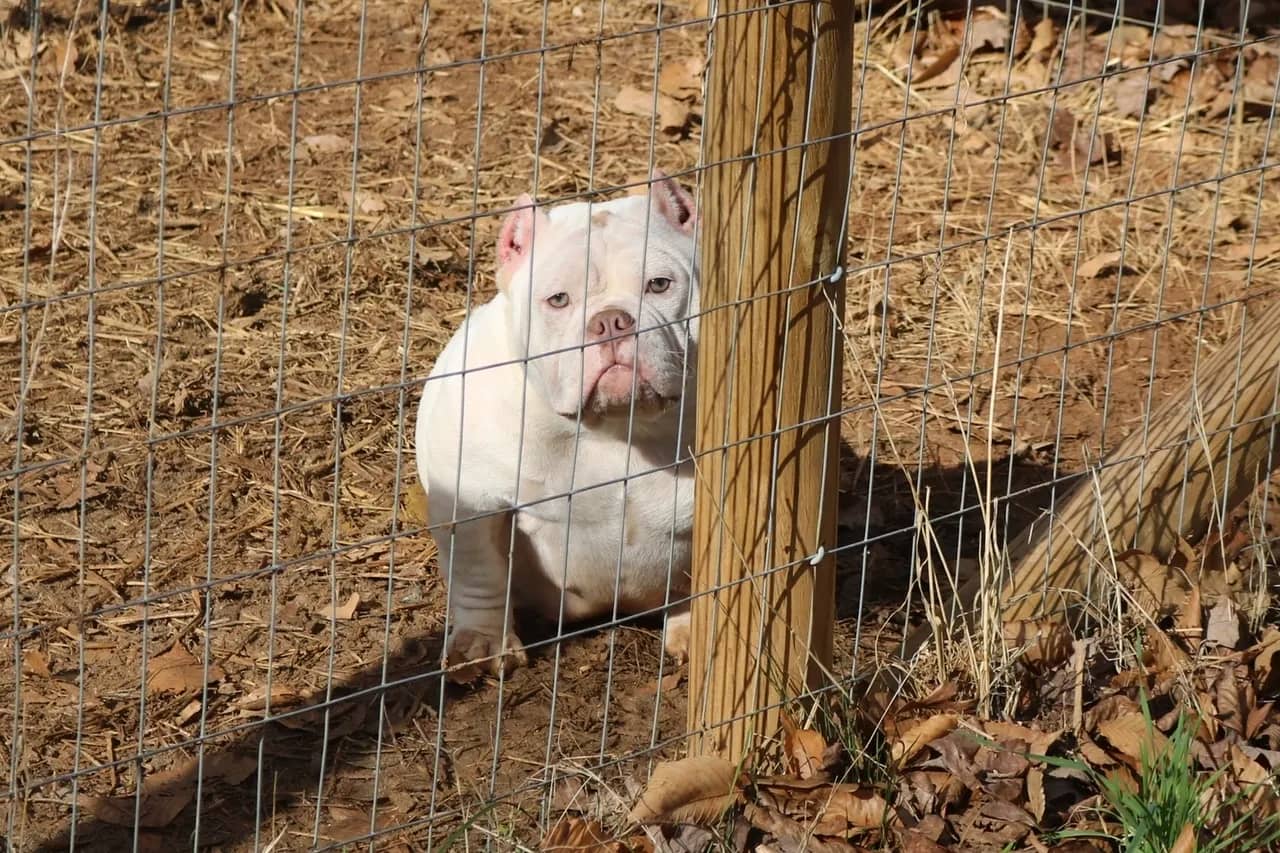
[662,608,691,665]
[445,626,528,684]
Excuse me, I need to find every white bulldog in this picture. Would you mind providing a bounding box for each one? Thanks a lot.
[414,171,699,680]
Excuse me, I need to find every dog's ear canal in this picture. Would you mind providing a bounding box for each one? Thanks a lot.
[649,169,697,234]
[497,194,548,271]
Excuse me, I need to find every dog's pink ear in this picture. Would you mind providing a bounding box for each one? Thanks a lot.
[497,194,548,270]
[649,169,696,234]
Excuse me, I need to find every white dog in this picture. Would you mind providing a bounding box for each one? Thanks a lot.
[414,171,699,680]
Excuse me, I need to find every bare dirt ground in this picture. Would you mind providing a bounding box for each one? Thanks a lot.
[2,0,1278,850]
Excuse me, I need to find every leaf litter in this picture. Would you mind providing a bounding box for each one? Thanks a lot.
[612,498,1280,850]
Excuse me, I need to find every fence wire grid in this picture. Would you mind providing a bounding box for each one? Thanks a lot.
[2,0,1279,849]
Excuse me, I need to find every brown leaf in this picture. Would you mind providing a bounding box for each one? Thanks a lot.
[1003,619,1072,671]
[975,741,1030,778]
[899,828,950,853]
[147,644,225,696]
[1028,17,1058,56]
[1085,694,1141,730]
[1145,625,1192,679]
[627,756,741,826]
[754,779,893,837]
[964,6,1014,53]
[79,751,256,829]
[1246,702,1274,741]
[1169,822,1196,853]
[1214,665,1245,734]
[613,86,692,139]
[341,191,387,215]
[1077,734,1117,768]
[274,695,368,739]
[403,481,429,526]
[1205,596,1241,650]
[821,784,894,832]
[981,798,1034,826]
[543,816,638,852]
[1175,583,1203,637]
[236,683,306,714]
[743,803,859,852]
[658,55,704,102]
[302,133,348,154]
[891,714,959,766]
[932,734,981,790]
[1096,713,1169,770]
[1111,72,1153,119]
[783,721,831,780]
[1076,250,1138,280]
[908,43,962,89]
[1026,766,1046,821]
[1104,764,1139,796]
[1114,549,1190,617]
[323,591,361,621]
[1252,627,1280,694]
[23,648,51,678]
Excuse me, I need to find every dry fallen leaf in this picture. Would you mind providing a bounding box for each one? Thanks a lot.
[147,644,225,696]
[274,694,368,739]
[302,133,348,154]
[236,683,305,714]
[613,85,692,139]
[782,717,831,780]
[908,43,962,89]
[1003,618,1073,672]
[1169,822,1197,853]
[743,802,858,853]
[341,190,388,215]
[80,752,256,829]
[543,816,646,852]
[1175,583,1203,637]
[323,591,361,621]
[658,55,704,102]
[23,648,51,678]
[627,755,742,826]
[1026,765,1046,821]
[1076,250,1137,279]
[1112,72,1153,119]
[403,481,430,526]
[1114,549,1190,617]
[1145,625,1192,678]
[891,714,958,766]
[1096,713,1169,770]
[754,777,893,836]
[964,6,1013,53]
[1206,595,1241,650]
[1077,733,1117,769]
[1214,665,1245,734]
[1027,17,1058,56]
[1252,627,1280,694]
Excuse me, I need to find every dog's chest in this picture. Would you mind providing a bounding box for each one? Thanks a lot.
[515,430,693,557]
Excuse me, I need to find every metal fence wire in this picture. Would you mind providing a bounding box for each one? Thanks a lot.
[2,0,1279,850]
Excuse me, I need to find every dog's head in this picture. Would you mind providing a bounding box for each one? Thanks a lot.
[497,171,699,422]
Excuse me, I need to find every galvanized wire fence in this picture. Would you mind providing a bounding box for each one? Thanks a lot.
[2,0,1279,849]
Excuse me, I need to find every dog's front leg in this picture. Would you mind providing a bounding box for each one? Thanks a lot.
[434,510,528,682]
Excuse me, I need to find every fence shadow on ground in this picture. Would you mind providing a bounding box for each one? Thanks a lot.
[25,432,1073,851]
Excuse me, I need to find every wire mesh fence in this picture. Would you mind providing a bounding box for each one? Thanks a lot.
[2,0,1279,849]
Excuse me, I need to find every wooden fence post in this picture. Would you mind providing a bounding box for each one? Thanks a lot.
[687,0,853,761]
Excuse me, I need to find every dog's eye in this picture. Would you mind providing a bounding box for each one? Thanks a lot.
[646,277,672,294]
[546,292,570,308]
